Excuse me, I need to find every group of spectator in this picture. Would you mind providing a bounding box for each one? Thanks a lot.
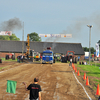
[79,61,87,65]
[17,55,23,63]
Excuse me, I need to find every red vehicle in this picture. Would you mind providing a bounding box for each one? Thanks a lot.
[66,51,78,63]
[5,53,15,60]
[61,51,78,63]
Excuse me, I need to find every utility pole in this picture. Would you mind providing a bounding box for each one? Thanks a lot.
[22,22,24,55]
[87,25,93,65]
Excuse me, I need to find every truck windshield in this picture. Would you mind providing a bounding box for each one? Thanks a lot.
[68,52,73,55]
[43,53,52,56]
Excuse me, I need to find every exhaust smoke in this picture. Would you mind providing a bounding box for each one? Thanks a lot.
[0,17,22,31]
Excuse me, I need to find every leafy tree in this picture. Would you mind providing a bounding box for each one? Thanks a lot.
[0,34,20,41]
[97,40,100,43]
[83,47,95,54]
[83,47,89,51]
[97,40,100,46]
[91,47,95,54]
[29,32,41,42]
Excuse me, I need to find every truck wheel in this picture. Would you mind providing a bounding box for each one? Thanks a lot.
[42,62,44,64]
[53,59,55,63]
[73,58,75,63]
[5,55,8,60]
[0,59,2,63]
[12,56,15,60]
[5,55,7,60]
[75,57,78,63]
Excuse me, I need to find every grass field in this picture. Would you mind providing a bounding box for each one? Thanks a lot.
[1,58,17,61]
[76,61,100,87]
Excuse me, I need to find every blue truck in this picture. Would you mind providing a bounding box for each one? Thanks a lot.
[42,47,55,64]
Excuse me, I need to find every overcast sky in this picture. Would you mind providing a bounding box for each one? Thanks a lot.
[0,0,100,48]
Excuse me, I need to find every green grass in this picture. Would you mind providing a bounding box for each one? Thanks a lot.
[55,61,61,63]
[77,64,100,77]
[95,83,99,86]
[1,58,17,61]
[93,86,97,90]
[92,63,100,67]
[0,66,7,69]
[76,62,100,87]
[80,72,84,76]
[93,79,100,83]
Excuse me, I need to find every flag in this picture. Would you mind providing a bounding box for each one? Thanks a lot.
[96,43,99,57]
[6,80,17,94]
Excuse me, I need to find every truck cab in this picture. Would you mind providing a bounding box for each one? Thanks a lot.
[42,48,54,64]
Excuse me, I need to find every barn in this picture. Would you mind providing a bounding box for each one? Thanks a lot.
[0,40,84,58]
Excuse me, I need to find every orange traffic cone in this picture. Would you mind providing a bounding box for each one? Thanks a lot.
[77,70,80,76]
[73,66,75,70]
[75,68,77,72]
[86,76,89,86]
[96,84,100,95]
[83,73,86,80]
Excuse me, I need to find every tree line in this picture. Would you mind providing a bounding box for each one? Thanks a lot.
[82,47,95,54]
[83,40,100,54]
[0,32,41,41]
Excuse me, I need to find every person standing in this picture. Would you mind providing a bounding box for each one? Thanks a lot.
[23,77,42,100]
[21,55,23,62]
[70,58,72,66]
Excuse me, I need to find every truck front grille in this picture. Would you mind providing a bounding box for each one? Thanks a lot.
[46,57,49,61]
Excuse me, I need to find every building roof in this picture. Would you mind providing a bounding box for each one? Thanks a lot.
[0,40,84,55]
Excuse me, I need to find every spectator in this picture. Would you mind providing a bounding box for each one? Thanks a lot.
[21,55,23,62]
[69,58,72,66]
[17,55,21,63]
[23,77,42,100]
[79,62,81,65]
[84,61,87,65]
[82,61,84,65]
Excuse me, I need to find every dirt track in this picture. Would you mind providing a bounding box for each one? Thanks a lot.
[0,62,97,100]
